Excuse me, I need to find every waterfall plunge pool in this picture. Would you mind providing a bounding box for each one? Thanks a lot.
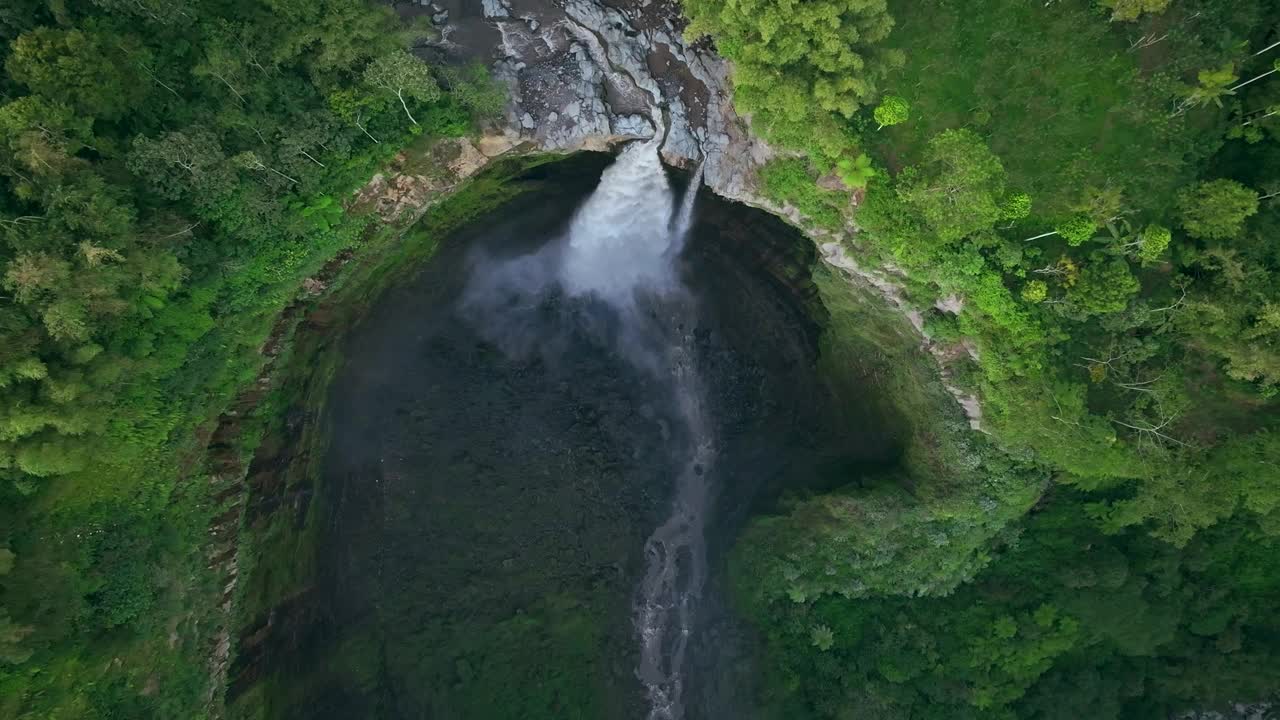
[225,150,903,720]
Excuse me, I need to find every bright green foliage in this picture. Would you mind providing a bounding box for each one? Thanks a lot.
[439,62,508,121]
[734,465,1040,605]
[1000,192,1032,221]
[1183,64,1240,109]
[363,50,441,125]
[1066,254,1140,317]
[1177,178,1260,239]
[873,95,909,129]
[1021,279,1048,303]
[1136,223,1172,262]
[758,158,849,229]
[893,129,1016,244]
[733,268,1045,610]
[865,0,1240,216]
[682,0,901,160]
[731,3,1280,718]
[4,26,148,120]
[747,499,1280,719]
[1099,0,1171,21]
[1055,214,1098,246]
[835,153,876,189]
[1090,432,1280,545]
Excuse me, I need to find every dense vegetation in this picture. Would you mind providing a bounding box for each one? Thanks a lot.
[3,0,1278,716]
[679,0,1280,716]
[0,0,500,715]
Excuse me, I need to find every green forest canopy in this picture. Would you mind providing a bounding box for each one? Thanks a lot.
[0,0,1278,717]
[678,0,1280,716]
[0,0,501,715]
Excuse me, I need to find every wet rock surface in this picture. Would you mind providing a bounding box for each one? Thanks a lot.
[413,0,773,203]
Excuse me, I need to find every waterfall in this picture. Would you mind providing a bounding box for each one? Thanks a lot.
[560,139,678,305]
[560,143,711,720]
[670,160,705,253]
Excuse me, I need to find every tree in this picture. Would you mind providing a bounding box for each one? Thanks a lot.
[1133,224,1171,262]
[0,96,95,178]
[682,0,901,160]
[90,0,193,24]
[193,30,252,104]
[231,150,298,185]
[362,50,440,126]
[329,88,387,143]
[1184,296,1280,388]
[1001,193,1032,221]
[874,96,910,129]
[1231,59,1280,92]
[0,608,33,665]
[0,0,49,43]
[1021,280,1048,303]
[836,153,876,189]
[1180,64,1239,111]
[1055,215,1097,246]
[1066,254,1139,317]
[5,26,148,120]
[1177,179,1259,239]
[128,129,233,200]
[1098,0,1170,22]
[262,0,407,74]
[810,624,835,651]
[3,252,70,304]
[1242,103,1279,127]
[438,63,507,121]
[895,129,1011,243]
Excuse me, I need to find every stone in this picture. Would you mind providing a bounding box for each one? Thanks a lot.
[817,172,847,192]
[477,133,519,157]
[611,114,654,138]
[935,294,965,314]
[447,138,489,178]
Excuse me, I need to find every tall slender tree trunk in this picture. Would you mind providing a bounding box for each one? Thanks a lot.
[1022,229,1059,243]
[1243,109,1277,126]
[1253,39,1280,57]
[1231,67,1277,92]
[396,89,418,125]
[215,72,246,103]
[299,149,326,167]
[259,163,297,184]
[355,117,380,144]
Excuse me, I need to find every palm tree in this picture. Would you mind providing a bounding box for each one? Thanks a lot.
[1181,64,1239,110]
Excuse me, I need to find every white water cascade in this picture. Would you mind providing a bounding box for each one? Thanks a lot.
[560,140,711,720]
[561,141,678,303]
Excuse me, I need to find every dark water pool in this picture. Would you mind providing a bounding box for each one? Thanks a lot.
[257,158,899,719]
